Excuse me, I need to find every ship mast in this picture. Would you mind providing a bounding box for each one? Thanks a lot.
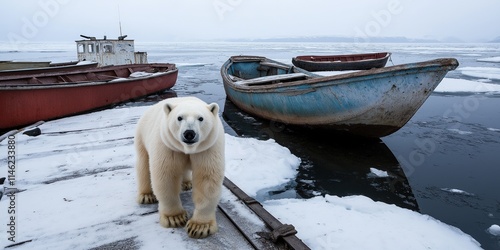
[118,4,123,37]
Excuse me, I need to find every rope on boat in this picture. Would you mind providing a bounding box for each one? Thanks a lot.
[388,55,395,66]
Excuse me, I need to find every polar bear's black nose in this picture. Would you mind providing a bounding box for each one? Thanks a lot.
[183,130,197,144]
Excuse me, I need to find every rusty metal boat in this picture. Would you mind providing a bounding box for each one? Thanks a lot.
[0,63,178,130]
[221,55,458,137]
[292,52,391,71]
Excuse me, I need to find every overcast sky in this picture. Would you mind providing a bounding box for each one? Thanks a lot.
[1,0,499,43]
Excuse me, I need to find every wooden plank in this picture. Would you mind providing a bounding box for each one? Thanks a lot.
[235,73,307,86]
[260,62,290,70]
[223,178,311,250]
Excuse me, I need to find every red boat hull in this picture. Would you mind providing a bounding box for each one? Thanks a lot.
[0,64,177,130]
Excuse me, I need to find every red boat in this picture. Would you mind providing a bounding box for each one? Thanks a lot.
[292,52,391,71]
[0,63,178,130]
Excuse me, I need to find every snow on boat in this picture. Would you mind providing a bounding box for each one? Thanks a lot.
[292,52,391,71]
[0,63,178,130]
[221,55,458,137]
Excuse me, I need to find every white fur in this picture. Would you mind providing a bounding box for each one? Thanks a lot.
[134,97,225,239]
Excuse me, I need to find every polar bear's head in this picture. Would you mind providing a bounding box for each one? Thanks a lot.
[161,99,220,154]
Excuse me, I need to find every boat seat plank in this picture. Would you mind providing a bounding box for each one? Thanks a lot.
[228,74,244,81]
[260,61,290,70]
[235,73,307,86]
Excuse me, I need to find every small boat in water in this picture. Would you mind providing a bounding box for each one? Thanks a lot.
[0,63,178,130]
[292,52,391,71]
[221,55,458,137]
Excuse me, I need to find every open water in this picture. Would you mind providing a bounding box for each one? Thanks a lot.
[1,41,500,249]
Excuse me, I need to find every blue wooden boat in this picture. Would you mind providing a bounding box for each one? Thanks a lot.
[221,55,459,137]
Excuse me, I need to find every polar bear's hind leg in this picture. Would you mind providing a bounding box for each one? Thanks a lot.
[135,137,157,204]
[182,168,193,191]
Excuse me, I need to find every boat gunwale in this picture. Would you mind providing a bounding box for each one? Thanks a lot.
[0,63,176,81]
[0,63,178,90]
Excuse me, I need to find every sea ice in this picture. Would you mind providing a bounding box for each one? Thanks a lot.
[441,188,474,196]
[477,56,500,63]
[368,167,390,178]
[458,67,500,81]
[435,78,500,94]
[487,224,500,236]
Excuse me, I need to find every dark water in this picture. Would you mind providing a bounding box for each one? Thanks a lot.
[383,94,500,250]
[2,42,500,249]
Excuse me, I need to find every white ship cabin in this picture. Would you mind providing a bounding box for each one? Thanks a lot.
[76,35,148,66]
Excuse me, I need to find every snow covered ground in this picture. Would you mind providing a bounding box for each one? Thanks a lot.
[0,101,483,249]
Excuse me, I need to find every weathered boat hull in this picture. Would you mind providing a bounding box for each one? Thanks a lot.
[221,56,458,137]
[292,52,391,71]
[0,63,177,129]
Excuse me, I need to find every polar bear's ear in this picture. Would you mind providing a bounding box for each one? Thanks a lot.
[208,103,219,116]
[164,103,175,115]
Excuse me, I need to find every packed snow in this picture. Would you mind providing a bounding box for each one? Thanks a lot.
[76,60,96,65]
[129,71,154,78]
[0,104,481,249]
[264,195,480,250]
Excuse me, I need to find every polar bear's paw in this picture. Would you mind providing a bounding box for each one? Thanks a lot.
[160,211,188,228]
[186,219,218,238]
[137,193,157,204]
[181,181,192,191]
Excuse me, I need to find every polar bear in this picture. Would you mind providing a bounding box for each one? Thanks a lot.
[134,97,225,239]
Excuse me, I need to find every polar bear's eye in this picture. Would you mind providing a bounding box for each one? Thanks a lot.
[198,117,204,122]
[177,116,183,121]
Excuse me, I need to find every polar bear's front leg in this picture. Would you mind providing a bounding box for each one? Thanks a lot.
[155,175,188,228]
[150,153,189,228]
[187,152,224,238]
[160,210,188,228]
